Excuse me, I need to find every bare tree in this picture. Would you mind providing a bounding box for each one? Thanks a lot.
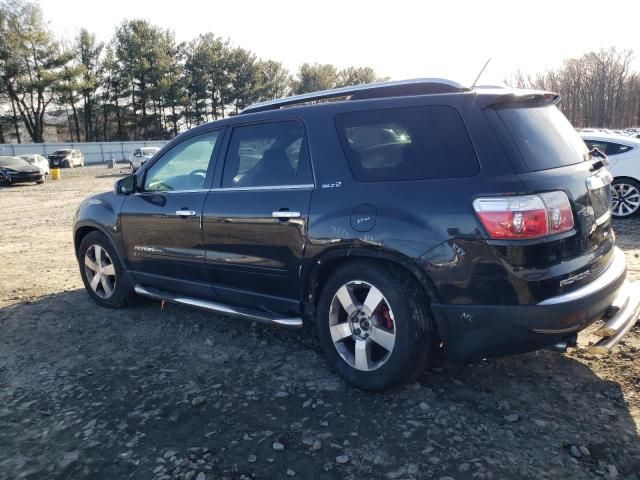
[507,48,639,128]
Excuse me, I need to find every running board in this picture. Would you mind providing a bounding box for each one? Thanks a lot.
[134,284,303,328]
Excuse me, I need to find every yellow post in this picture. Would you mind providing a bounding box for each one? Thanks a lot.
[50,168,61,180]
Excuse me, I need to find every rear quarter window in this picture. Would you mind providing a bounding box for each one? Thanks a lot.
[335,105,479,182]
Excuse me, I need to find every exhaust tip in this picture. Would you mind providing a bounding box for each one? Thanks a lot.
[545,333,578,353]
[546,341,568,353]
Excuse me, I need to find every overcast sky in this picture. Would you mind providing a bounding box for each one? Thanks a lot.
[40,0,640,85]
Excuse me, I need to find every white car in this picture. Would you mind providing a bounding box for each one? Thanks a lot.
[581,132,640,218]
[19,154,50,175]
[129,147,160,172]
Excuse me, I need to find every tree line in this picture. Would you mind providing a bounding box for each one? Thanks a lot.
[508,48,640,129]
[0,0,384,143]
[2,1,639,144]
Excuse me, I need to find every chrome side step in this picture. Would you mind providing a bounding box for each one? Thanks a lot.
[134,284,303,328]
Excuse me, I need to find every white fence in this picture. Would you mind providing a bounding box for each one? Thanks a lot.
[0,141,169,164]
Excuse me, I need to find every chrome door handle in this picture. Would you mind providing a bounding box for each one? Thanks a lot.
[272,211,301,219]
[175,210,197,217]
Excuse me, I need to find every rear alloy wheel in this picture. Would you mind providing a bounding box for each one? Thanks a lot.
[316,261,432,391]
[611,179,640,218]
[78,231,131,308]
[329,281,397,372]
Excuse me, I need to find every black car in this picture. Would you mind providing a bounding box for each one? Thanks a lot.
[0,156,45,185]
[73,79,640,391]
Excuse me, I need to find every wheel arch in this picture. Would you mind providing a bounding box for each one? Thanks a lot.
[74,221,125,264]
[612,175,640,184]
[302,247,440,320]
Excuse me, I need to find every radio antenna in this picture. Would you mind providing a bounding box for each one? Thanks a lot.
[471,57,492,88]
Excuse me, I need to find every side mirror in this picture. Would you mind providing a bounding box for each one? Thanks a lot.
[115,174,136,195]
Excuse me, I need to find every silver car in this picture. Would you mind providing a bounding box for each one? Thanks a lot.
[48,149,85,168]
[129,147,160,172]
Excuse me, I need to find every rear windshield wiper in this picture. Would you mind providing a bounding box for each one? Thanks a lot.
[588,147,609,171]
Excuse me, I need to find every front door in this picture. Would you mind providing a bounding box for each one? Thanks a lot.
[120,129,224,297]
[202,120,314,313]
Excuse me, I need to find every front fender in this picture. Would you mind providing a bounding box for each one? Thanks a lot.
[73,192,127,264]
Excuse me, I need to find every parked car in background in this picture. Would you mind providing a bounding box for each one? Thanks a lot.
[129,147,160,172]
[581,132,640,218]
[19,154,50,176]
[48,149,84,168]
[73,79,639,391]
[0,156,46,185]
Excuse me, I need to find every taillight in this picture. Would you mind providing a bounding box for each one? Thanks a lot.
[473,191,574,240]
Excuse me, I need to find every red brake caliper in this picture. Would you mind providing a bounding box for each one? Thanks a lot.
[380,305,394,330]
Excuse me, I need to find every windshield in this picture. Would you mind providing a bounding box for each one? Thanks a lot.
[52,150,71,155]
[498,105,589,171]
[0,157,30,167]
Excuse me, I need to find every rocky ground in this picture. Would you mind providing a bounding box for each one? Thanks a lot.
[0,166,638,480]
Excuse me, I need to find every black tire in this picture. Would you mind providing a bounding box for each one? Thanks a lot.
[316,260,433,391]
[78,231,132,308]
[611,178,640,218]
[65,160,72,169]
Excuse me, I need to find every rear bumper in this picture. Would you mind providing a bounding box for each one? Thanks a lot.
[431,247,639,362]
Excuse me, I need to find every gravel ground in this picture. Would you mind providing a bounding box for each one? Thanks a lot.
[0,165,639,480]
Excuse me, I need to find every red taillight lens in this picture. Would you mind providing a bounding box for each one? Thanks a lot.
[473,191,573,240]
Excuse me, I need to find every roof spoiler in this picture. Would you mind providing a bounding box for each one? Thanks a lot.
[478,90,560,109]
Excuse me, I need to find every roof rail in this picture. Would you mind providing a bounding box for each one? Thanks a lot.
[240,78,469,115]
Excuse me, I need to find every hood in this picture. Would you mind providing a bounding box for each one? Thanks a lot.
[1,164,41,173]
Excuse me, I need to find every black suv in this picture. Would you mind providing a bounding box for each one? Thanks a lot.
[73,79,640,390]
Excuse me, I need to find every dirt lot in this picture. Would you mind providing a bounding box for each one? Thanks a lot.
[1,165,639,480]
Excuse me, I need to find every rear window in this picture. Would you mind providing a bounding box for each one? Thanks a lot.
[335,105,479,182]
[498,105,588,171]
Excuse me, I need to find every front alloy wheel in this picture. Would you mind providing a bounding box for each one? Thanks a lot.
[329,281,396,371]
[611,180,640,218]
[84,244,116,299]
[78,230,131,308]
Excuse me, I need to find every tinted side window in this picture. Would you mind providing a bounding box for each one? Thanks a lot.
[222,120,313,188]
[144,131,220,192]
[584,140,632,156]
[604,142,632,155]
[335,106,479,182]
[584,140,606,153]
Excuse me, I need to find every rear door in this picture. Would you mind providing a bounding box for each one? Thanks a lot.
[202,119,314,312]
[120,129,224,297]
